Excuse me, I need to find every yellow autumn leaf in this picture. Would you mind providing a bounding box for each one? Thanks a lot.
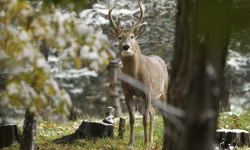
[104,144,111,148]
[74,56,82,69]
[47,124,54,128]
[18,1,29,9]
[40,140,45,144]
[40,122,47,127]
[107,50,115,60]
[119,145,124,149]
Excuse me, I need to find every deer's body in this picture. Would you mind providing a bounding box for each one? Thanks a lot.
[121,54,167,99]
[106,2,168,145]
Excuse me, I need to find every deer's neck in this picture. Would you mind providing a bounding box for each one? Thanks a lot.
[121,50,142,78]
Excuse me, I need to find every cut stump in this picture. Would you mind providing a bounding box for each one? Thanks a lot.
[53,107,115,144]
[216,129,249,149]
[0,124,21,148]
[118,117,126,139]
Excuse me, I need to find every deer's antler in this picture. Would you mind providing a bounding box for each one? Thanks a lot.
[109,2,144,32]
[108,6,121,32]
[130,1,144,31]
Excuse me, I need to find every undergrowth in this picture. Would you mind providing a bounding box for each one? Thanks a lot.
[6,114,164,150]
[218,110,250,132]
[3,110,250,150]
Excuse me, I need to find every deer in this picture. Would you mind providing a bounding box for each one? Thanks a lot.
[106,2,168,145]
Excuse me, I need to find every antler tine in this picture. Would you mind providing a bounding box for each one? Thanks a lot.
[131,1,144,31]
[118,18,121,28]
[108,6,118,30]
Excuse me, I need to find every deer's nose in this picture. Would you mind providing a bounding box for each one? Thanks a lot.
[122,44,130,51]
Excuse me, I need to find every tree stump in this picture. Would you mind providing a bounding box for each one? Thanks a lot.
[216,129,249,149]
[0,124,21,148]
[118,117,126,139]
[103,106,115,124]
[53,107,115,144]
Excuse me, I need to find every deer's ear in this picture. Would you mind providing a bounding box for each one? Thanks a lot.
[133,24,146,37]
[106,29,117,38]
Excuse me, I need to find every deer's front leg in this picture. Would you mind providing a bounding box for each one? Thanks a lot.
[125,91,135,145]
[143,93,151,144]
[143,112,148,144]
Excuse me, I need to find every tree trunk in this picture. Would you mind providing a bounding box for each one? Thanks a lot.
[107,60,122,117]
[20,109,37,150]
[163,0,232,150]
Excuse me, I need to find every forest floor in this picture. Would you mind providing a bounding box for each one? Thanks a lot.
[7,113,164,150]
[4,110,250,150]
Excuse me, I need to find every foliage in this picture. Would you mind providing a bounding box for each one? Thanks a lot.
[48,50,110,119]
[0,0,110,116]
[7,114,164,149]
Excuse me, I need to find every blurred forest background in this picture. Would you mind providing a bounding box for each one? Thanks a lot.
[0,0,249,124]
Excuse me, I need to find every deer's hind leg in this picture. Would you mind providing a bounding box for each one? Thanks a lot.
[143,109,149,144]
[149,106,155,144]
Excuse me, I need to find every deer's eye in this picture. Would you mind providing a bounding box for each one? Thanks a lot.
[131,36,134,39]
[118,37,122,40]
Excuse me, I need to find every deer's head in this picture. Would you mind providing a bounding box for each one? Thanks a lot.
[106,2,146,58]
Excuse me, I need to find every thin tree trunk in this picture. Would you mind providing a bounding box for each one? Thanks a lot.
[0,69,9,124]
[163,0,232,150]
[107,60,122,117]
[20,109,37,150]
[39,39,49,61]
[20,39,48,150]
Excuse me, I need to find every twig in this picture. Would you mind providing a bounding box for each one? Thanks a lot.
[86,92,106,100]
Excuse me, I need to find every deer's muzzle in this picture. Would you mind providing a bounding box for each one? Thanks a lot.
[122,44,130,51]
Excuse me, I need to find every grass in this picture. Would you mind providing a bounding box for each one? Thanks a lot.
[6,113,164,150]
[218,110,250,132]
[4,110,250,150]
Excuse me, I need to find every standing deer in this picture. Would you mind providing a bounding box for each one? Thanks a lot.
[106,2,168,145]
